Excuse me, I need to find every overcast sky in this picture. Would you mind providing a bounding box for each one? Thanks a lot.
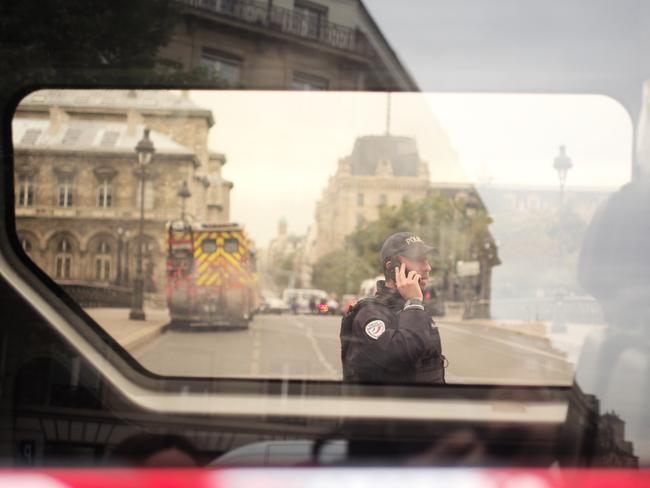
[187,2,635,248]
[190,90,631,248]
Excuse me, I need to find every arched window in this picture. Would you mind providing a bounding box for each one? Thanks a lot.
[21,238,32,254]
[55,238,73,279]
[58,238,70,253]
[95,240,111,281]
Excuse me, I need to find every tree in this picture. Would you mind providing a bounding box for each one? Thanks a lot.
[0,0,219,98]
[311,248,375,295]
[312,190,498,297]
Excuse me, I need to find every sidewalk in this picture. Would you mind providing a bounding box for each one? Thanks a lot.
[440,312,552,345]
[86,307,170,352]
[439,312,606,364]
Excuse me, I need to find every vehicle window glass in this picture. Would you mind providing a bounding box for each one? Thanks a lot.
[11,88,631,388]
[201,239,217,253]
[224,238,239,253]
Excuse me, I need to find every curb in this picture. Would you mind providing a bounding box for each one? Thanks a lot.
[121,323,170,352]
[439,319,562,355]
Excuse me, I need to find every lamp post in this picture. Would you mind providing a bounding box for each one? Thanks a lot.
[553,145,573,199]
[129,128,155,321]
[116,227,125,285]
[177,180,191,221]
[552,145,572,332]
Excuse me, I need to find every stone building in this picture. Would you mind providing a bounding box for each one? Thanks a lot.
[263,218,305,289]
[161,0,417,90]
[311,134,431,261]
[12,89,230,291]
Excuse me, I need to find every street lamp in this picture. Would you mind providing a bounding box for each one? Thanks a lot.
[177,180,191,221]
[115,226,130,286]
[129,128,155,321]
[552,145,572,332]
[553,145,573,195]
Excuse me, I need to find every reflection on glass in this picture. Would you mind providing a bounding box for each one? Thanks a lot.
[11,89,632,388]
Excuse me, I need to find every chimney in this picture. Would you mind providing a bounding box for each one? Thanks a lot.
[48,106,68,135]
[127,108,143,137]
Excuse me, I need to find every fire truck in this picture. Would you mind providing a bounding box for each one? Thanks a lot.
[165,221,259,328]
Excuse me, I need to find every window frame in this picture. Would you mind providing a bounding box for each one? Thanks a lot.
[200,48,242,86]
[97,177,112,208]
[291,71,329,90]
[57,175,74,208]
[17,173,33,207]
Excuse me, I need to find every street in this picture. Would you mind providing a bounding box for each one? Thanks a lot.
[132,312,574,384]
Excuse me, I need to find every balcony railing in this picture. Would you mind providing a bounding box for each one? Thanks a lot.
[178,0,375,57]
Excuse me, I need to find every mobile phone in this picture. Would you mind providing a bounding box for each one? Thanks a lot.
[387,258,412,281]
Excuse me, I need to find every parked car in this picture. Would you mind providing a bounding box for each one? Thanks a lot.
[261,296,290,315]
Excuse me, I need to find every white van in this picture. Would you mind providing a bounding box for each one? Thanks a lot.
[358,276,384,298]
[282,288,328,313]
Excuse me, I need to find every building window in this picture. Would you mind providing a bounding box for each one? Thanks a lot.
[55,238,73,279]
[357,192,364,206]
[356,214,365,227]
[136,180,154,211]
[294,1,328,39]
[200,49,241,86]
[291,71,329,90]
[58,175,74,207]
[20,129,42,145]
[62,128,82,145]
[95,241,111,281]
[17,174,34,207]
[21,238,32,254]
[97,178,112,208]
[379,193,388,206]
[100,131,120,147]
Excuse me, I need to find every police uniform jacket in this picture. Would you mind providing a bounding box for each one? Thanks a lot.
[340,280,445,384]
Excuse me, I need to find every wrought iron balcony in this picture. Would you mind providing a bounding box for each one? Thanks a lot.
[178,0,374,57]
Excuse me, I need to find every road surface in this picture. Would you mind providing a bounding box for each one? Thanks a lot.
[134,313,574,384]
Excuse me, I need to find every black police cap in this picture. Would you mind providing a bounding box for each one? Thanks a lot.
[380,232,436,262]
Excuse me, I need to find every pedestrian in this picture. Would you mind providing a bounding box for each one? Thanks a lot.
[340,232,446,384]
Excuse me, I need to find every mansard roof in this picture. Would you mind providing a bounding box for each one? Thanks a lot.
[19,89,214,126]
[13,118,196,160]
[348,134,421,177]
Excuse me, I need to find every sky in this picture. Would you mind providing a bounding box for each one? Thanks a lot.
[190,90,632,248]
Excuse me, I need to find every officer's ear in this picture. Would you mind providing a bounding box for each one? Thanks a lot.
[384,256,401,281]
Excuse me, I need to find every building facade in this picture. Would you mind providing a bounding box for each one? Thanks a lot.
[161,0,418,90]
[311,134,431,262]
[13,89,229,292]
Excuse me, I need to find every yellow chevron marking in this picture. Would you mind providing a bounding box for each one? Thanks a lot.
[195,249,209,262]
[222,251,243,270]
[197,260,211,274]
[206,273,220,286]
[197,269,214,286]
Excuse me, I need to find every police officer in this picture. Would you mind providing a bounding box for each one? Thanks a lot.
[340,232,446,384]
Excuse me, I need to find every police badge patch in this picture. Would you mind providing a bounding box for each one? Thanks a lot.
[365,320,386,340]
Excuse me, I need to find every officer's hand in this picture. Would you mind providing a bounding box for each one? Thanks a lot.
[395,263,423,301]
